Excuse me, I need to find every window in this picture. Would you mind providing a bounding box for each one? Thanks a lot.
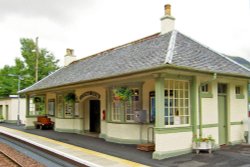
[235,86,241,95]
[218,84,227,94]
[149,91,155,123]
[201,84,209,93]
[48,99,55,116]
[29,96,45,116]
[200,83,213,98]
[164,80,190,125]
[57,93,75,118]
[111,87,141,122]
[149,80,190,125]
[57,95,64,118]
[235,86,244,99]
[64,101,74,118]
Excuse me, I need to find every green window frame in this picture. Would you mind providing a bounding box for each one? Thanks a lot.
[235,85,244,99]
[200,83,213,98]
[164,80,190,126]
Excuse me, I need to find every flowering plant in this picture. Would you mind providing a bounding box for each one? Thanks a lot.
[193,135,215,143]
[113,87,132,101]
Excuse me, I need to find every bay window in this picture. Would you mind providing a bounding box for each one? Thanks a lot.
[150,79,190,126]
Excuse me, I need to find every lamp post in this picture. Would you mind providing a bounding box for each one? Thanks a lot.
[35,37,39,82]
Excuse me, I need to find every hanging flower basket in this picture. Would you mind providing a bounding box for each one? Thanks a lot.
[64,93,76,103]
[113,87,132,101]
[34,97,42,103]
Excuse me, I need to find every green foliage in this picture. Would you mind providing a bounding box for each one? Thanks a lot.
[113,87,132,101]
[0,38,60,97]
[64,93,76,103]
[193,134,215,143]
[0,114,4,120]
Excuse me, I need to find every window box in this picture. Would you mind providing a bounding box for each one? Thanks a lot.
[192,135,215,154]
[192,141,214,154]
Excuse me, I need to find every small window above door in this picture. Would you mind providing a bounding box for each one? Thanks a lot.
[218,84,227,94]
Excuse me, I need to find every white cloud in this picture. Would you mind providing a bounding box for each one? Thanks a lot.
[0,0,249,69]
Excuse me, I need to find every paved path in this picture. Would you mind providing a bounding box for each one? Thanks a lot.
[1,123,250,167]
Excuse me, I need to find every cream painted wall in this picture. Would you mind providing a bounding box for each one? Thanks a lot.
[0,98,26,124]
[155,132,192,152]
[197,76,248,143]
[106,123,154,142]
[230,125,244,142]
[55,118,83,132]
[201,81,218,125]
[202,127,219,145]
[228,81,248,122]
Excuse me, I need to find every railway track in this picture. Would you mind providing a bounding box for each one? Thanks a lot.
[0,152,20,167]
[0,134,88,167]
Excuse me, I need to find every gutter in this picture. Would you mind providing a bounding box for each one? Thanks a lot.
[198,73,217,137]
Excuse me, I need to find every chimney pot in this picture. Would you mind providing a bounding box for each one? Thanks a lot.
[161,4,175,34]
[66,48,74,56]
[64,48,76,66]
[165,4,171,16]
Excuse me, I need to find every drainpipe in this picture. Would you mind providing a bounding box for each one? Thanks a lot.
[198,73,217,137]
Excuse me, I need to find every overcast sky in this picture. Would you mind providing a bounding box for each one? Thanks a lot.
[0,0,249,68]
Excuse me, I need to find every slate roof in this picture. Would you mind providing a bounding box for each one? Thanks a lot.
[21,30,250,93]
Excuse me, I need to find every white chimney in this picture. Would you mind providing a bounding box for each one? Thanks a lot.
[64,48,76,66]
[161,4,175,34]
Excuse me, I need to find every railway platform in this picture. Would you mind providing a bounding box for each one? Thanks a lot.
[2,123,250,167]
[0,126,147,167]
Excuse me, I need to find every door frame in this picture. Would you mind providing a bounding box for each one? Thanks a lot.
[217,83,229,145]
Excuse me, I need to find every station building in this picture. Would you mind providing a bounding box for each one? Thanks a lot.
[20,5,250,159]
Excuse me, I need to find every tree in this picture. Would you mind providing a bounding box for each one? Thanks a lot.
[0,38,60,97]
[20,38,59,84]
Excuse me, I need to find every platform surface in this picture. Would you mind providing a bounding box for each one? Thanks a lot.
[0,126,148,167]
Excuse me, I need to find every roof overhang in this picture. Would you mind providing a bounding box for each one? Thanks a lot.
[20,63,250,95]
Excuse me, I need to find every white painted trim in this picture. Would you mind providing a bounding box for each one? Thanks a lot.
[164,30,177,64]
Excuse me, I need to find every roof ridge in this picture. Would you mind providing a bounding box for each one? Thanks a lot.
[176,31,250,72]
[164,30,177,64]
[71,32,160,65]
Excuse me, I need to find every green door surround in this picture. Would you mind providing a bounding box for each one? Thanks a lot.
[218,95,228,145]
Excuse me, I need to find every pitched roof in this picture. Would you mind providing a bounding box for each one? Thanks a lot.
[21,30,250,93]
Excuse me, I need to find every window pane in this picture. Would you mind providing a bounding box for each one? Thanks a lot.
[164,80,190,125]
[235,86,241,95]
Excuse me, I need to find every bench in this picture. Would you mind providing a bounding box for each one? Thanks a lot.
[34,116,54,130]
